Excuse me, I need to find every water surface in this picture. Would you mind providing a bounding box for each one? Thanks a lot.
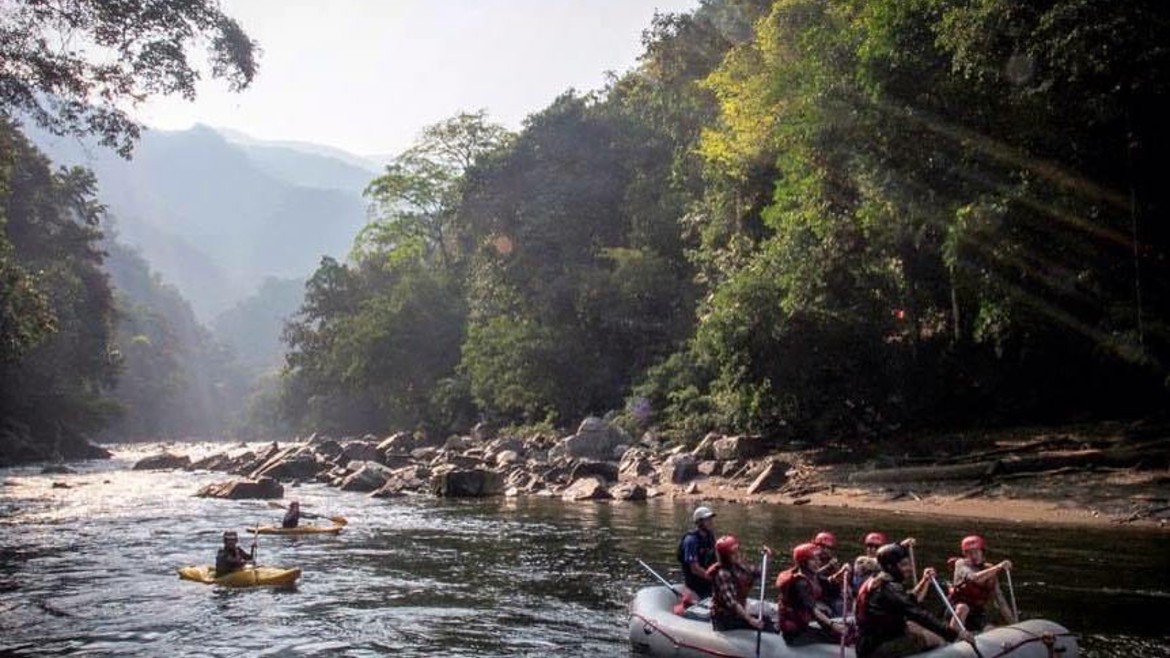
[0,444,1166,656]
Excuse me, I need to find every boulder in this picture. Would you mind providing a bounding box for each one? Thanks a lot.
[377,432,416,455]
[254,451,326,482]
[561,476,612,501]
[663,453,699,484]
[569,460,619,483]
[713,435,768,461]
[310,439,344,461]
[560,416,630,461]
[246,445,304,479]
[41,465,76,475]
[337,441,381,467]
[610,482,648,501]
[132,452,191,471]
[747,459,792,495]
[495,450,520,468]
[432,468,503,497]
[195,477,283,500]
[691,432,721,460]
[339,461,394,492]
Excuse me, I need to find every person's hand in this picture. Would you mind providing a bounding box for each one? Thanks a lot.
[762,545,774,557]
[831,620,846,635]
[902,537,917,547]
[957,629,975,644]
[998,560,1012,572]
[749,616,764,630]
[923,567,937,580]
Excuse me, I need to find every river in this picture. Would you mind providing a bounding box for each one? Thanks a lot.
[0,444,1166,657]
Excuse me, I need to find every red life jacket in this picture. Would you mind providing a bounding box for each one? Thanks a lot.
[708,562,754,621]
[776,567,822,634]
[855,573,901,637]
[948,558,995,609]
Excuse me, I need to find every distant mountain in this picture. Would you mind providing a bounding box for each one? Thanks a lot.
[31,124,373,320]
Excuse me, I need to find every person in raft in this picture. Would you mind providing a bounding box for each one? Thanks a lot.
[282,501,301,529]
[776,542,847,645]
[854,533,933,603]
[677,505,718,603]
[216,530,255,574]
[855,543,973,658]
[709,534,776,632]
[811,530,848,616]
[950,535,1017,631]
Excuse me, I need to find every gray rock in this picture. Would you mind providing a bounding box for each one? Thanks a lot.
[132,452,191,471]
[561,476,612,501]
[432,468,503,497]
[195,477,283,500]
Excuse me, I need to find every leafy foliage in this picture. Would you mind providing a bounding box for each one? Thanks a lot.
[0,0,258,156]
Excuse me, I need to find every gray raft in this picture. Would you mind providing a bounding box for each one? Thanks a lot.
[628,585,1079,658]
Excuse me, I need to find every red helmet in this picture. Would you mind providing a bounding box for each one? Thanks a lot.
[961,535,986,552]
[715,534,740,560]
[813,531,837,548]
[864,532,888,546]
[793,542,819,564]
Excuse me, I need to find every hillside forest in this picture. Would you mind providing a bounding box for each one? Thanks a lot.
[2,0,1168,464]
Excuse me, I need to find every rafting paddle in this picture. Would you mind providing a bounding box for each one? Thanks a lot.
[1005,567,1019,623]
[756,551,768,658]
[266,500,348,526]
[635,558,683,598]
[929,574,985,658]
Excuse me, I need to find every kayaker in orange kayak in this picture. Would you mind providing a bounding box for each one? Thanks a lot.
[216,530,255,574]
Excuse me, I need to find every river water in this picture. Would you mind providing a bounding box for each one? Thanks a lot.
[0,444,1166,657]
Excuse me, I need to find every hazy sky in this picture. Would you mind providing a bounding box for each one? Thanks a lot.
[135,0,700,157]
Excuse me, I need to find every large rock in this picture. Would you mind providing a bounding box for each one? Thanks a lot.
[713,435,768,461]
[691,432,721,460]
[569,460,620,483]
[133,452,191,471]
[747,459,792,494]
[339,461,394,492]
[195,477,283,500]
[610,482,647,501]
[662,453,699,484]
[337,441,381,467]
[618,448,657,480]
[561,476,612,501]
[246,445,303,479]
[254,451,326,482]
[560,417,629,461]
[377,432,416,455]
[431,468,503,497]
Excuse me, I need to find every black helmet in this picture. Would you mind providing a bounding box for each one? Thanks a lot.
[876,543,907,577]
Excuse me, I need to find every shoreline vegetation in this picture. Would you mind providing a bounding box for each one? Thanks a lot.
[106,417,1169,532]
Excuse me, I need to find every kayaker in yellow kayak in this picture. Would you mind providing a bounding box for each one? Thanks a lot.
[216,530,255,574]
[281,501,301,529]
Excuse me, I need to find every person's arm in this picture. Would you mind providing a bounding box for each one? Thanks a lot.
[962,560,1012,587]
[797,580,843,636]
[993,580,1017,624]
[715,570,762,628]
[683,537,709,580]
[892,583,959,642]
[910,567,936,602]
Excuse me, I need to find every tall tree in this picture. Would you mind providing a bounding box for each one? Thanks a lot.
[0,0,258,156]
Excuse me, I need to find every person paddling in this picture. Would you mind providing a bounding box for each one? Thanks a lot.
[677,506,718,603]
[950,535,1017,631]
[812,531,847,616]
[776,543,846,645]
[282,501,301,529]
[854,533,931,601]
[709,535,775,632]
[216,530,255,574]
[855,543,972,658]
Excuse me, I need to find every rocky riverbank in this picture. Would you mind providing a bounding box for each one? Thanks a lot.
[132,417,1170,530]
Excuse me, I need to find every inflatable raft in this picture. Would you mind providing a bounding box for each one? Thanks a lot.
[628,585,1078,658]
[246,523,344,536]
[177,565,302,587]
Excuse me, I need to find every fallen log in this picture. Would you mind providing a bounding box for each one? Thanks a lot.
[849,461,999,484]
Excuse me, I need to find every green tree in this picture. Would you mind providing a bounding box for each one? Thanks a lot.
[1,0,258,156]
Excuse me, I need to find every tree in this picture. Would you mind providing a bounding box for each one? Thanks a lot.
[1,0,258,156]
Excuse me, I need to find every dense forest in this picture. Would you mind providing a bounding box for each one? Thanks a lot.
[2,0,1168,464]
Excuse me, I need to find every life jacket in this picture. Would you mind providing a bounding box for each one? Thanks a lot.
[677,529,716,569]
[948,557,995,609]
[855,573,901,637]
[708,562,753,621]
[776,567,822,634]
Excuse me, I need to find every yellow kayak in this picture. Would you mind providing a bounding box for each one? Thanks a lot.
[246,524,344,536]
[177,565,301,587]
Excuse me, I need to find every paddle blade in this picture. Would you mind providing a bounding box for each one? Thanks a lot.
[328,516,349,526]
[267,501,288,510]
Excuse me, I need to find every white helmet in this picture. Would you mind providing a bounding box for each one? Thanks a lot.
[692,506,716,523]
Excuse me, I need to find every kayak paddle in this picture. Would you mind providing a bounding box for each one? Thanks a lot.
[266,500,348,526]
